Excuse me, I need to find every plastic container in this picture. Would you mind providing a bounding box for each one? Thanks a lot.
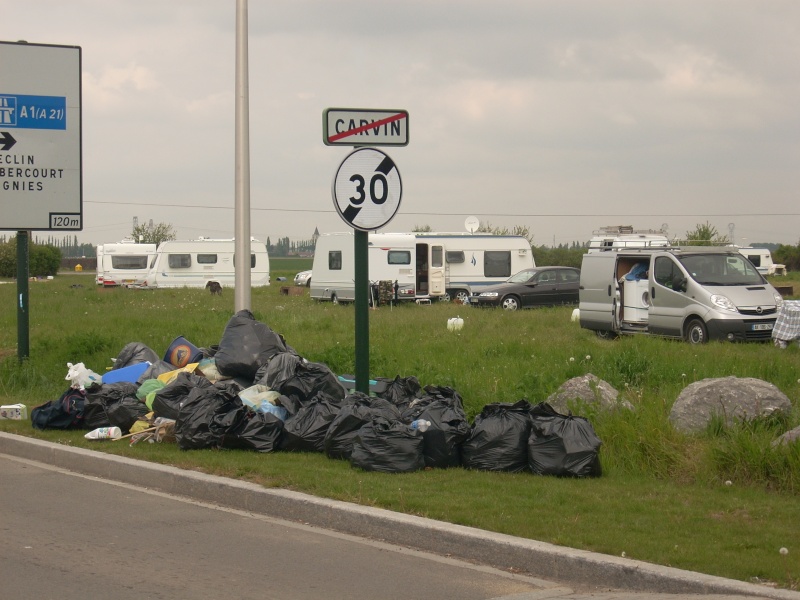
[84,426,122,440]
[102,361,151,384]
[163,336,203,368]
[410,419,431,432]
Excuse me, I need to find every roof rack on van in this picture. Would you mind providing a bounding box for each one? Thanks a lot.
[592,225,668,235]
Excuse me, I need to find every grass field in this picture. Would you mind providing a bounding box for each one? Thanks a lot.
[1,265,799,589]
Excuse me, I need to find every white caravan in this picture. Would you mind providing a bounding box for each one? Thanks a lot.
[95,241,158,287]
[139,238,270,289]
[737,247,785,276]
[587,225,670,253]
[310,232,534,303]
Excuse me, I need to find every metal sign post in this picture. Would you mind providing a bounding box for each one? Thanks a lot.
[328,117,406,393]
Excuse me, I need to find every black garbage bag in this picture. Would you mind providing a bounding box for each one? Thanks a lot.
[350,417,425,473]
[220,405,285,453]
[151,371,213,420]
[31,388,86,430]
[280,391,343,452]
[461,399,532,472]
[175,383,241,450]
[215,310,296,381]
[106,396,150,433]
[324,393,401,460]
[255,352,345,406]
[375,375,422,410]
[528,402,602,477]
[401,393,470,469]
[138,360,176,384]
[112,342,160,370]
[83,382,140,430]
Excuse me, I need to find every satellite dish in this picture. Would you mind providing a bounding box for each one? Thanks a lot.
[465,216,479,233]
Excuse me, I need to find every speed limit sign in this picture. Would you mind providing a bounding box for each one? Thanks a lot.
[332,147,402,231]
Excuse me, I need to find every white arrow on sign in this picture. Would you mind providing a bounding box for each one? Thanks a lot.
[332,147,402,231]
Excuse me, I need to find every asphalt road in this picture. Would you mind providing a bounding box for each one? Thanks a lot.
[0,455,559,600]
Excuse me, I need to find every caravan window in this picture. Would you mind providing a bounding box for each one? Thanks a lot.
[233,254,257,268]
[431,246,443,268]
[388,251,411,265]
[329,251,342,270]
[446,251,465,264]
[484,251,511,277]
[110,255,148,270]
[197,254,218,264]
[168,254,191,269]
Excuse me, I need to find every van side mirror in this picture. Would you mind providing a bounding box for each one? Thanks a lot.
[672,276,687,293]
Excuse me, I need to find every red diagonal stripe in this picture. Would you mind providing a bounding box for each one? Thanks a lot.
[328,113,406,142]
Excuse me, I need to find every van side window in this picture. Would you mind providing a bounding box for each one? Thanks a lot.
[654,257,677,288]
[197,254,218,264]
[484,251,511,277]
[387,251,411,265]
[168,254,191,269]
[446,251,464,264]
[329,251,342,270]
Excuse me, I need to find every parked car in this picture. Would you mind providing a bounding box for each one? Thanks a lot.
[294,270,312,287]
[469,266,581,310]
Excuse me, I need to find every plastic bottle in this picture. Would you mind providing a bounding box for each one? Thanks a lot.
[84,426,122,440]
[410,419,431,432]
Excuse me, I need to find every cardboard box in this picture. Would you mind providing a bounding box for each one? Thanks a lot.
[0,403,28,420]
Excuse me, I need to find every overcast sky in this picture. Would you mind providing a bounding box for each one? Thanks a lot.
[3,1,799,248]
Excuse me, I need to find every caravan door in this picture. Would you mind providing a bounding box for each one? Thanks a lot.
[428,245,445,296]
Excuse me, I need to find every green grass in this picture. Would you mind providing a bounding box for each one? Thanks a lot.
[1,270,799,589]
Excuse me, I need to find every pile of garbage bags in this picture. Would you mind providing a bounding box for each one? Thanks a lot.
[31,310,602,477]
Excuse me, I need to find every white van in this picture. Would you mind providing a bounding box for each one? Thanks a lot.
[578,246,783,343]
[96,241,158,287]
[310,232,533,303]
[139,238,270,289]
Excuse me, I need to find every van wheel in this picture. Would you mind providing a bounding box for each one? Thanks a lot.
[331,293,339,305]
[501,295,520,310]
[684,318,708,344]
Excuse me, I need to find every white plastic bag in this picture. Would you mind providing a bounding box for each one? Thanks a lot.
[65,362,102,391]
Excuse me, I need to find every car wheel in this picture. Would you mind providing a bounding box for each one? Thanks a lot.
[501,295,520,310]
[331,293,339,305]
[684,318,708,344]
[595,329,618,340]
[306,278,311,287]
[454,290,470,304]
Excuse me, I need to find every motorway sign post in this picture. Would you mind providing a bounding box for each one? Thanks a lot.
[325,108,407,393]
[1,41,82,361]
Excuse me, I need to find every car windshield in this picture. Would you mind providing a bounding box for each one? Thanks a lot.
[678,254,764,286]
[507,269,536,283]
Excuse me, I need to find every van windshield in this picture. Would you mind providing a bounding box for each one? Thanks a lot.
[679,254,765,286]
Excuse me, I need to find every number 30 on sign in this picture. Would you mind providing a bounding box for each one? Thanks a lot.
[332,147,402,231]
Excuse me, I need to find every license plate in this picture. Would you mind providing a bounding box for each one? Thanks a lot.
[751,323,773,331]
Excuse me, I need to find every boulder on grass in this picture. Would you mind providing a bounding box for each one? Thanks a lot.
[669,376,791,434]
[546,374,631,414]
[773,426,800,448]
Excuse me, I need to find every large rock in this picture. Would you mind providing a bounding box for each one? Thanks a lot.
[546,374,631,414]
[773,426,800,448]
[669,376,791,434]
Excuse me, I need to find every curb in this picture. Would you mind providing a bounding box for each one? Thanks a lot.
[1,432,797,599]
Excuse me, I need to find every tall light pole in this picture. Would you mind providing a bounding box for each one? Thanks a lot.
[234,0,252,311]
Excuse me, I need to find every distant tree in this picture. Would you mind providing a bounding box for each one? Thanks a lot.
[774,241,800,271]
[476,221,534,245]
[0,237,61,277]
[533,245,586,268]
[131,222,177,247]
[412,224,433,232]
[683,221,729,246]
